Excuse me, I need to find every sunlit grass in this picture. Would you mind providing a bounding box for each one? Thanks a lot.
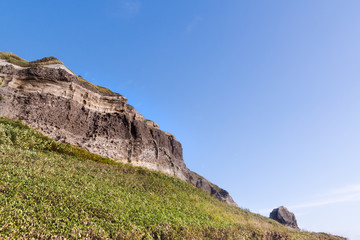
[0,118,345,239]
[77,75,114,94]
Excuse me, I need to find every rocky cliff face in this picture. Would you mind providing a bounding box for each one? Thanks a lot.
[0,56,238,207]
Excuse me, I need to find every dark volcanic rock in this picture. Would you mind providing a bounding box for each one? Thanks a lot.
[17,65,77,82]
[188,171,237,205]
[269,206,299,229]
[0,61,238,207]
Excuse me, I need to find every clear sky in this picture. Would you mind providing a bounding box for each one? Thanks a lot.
[1,1,360,239]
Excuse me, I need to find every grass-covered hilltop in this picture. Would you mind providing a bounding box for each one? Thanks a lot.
[0,52,63,67]
[0,118,345,239]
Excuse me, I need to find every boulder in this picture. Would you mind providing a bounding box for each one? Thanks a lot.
[269,206,299,229]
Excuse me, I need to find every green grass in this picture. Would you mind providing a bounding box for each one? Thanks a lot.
[126,104,134,111]
[0,52,63,67]
[77,75,114,94]
[0,118,345,239]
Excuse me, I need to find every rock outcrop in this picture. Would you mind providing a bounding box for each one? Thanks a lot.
[269,206,299,229]
[0,55,238,207]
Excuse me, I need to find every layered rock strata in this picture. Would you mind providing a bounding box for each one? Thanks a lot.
[0,61,238,207]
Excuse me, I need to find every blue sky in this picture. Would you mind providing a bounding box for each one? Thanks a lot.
[1,1,360,239]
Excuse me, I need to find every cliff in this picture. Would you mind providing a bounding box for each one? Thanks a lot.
[0,52,237,206]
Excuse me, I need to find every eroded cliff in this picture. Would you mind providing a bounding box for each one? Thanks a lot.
[0,54,237,206]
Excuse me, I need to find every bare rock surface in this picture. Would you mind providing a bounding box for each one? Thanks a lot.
[269,206,299,229]
[0,61,238,207]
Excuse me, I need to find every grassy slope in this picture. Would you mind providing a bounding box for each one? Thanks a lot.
[0,118,345,239]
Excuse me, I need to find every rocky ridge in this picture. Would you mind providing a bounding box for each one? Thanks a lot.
[0,53,237,206]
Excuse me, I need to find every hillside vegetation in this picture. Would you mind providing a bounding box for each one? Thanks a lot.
[77,75,114,95]
[0,52,63,67]
[0,118,345,239]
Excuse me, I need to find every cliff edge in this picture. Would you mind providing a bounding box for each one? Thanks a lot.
[0,52,237,206]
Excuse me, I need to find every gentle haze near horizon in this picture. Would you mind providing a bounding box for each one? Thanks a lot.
[1,1,360,239]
